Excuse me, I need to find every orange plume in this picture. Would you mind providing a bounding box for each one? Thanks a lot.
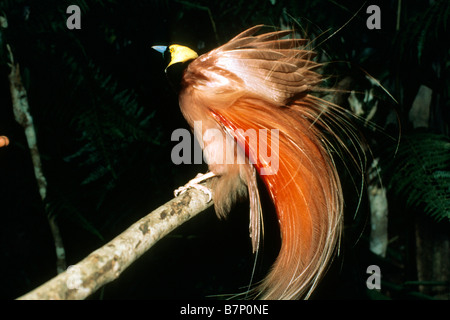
[165,25,358,299]
[209,96,344,299]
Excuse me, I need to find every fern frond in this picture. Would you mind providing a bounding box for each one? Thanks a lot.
[65,63,162,187]
[395,0,450,64]
[382,133,450,222]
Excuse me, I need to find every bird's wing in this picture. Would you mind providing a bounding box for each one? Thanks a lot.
[210,25,321,105]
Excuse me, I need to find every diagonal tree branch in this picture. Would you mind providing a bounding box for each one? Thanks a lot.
[17,185,213,300]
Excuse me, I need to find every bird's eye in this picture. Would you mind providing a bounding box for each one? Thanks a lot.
[170,47,174,53]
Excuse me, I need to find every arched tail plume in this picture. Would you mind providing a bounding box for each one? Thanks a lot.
[210,95,345,299]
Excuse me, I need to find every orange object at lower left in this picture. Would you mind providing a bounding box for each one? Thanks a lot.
[0,136,10,148]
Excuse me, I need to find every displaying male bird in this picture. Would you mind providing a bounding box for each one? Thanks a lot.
[153,25,357,300]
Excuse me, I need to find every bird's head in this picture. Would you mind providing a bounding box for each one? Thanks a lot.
[152,44,198,71]
[152,44,199,92]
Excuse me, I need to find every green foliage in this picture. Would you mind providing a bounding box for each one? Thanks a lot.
[1,0,167,238]
[64,63,162,188]
[382,133,450,222]
[394,0,450,64]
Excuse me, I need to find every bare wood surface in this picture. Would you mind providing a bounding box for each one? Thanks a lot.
[17,186,213,300]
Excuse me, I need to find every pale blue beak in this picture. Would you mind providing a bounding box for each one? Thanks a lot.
[152,45,167,55]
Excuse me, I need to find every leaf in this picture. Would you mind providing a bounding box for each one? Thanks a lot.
[381,133,450,222]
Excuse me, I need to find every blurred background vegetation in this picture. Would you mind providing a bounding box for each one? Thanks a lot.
[0,0,448,300]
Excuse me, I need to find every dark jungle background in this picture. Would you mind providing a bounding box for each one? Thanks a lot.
[0,0,448,300]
